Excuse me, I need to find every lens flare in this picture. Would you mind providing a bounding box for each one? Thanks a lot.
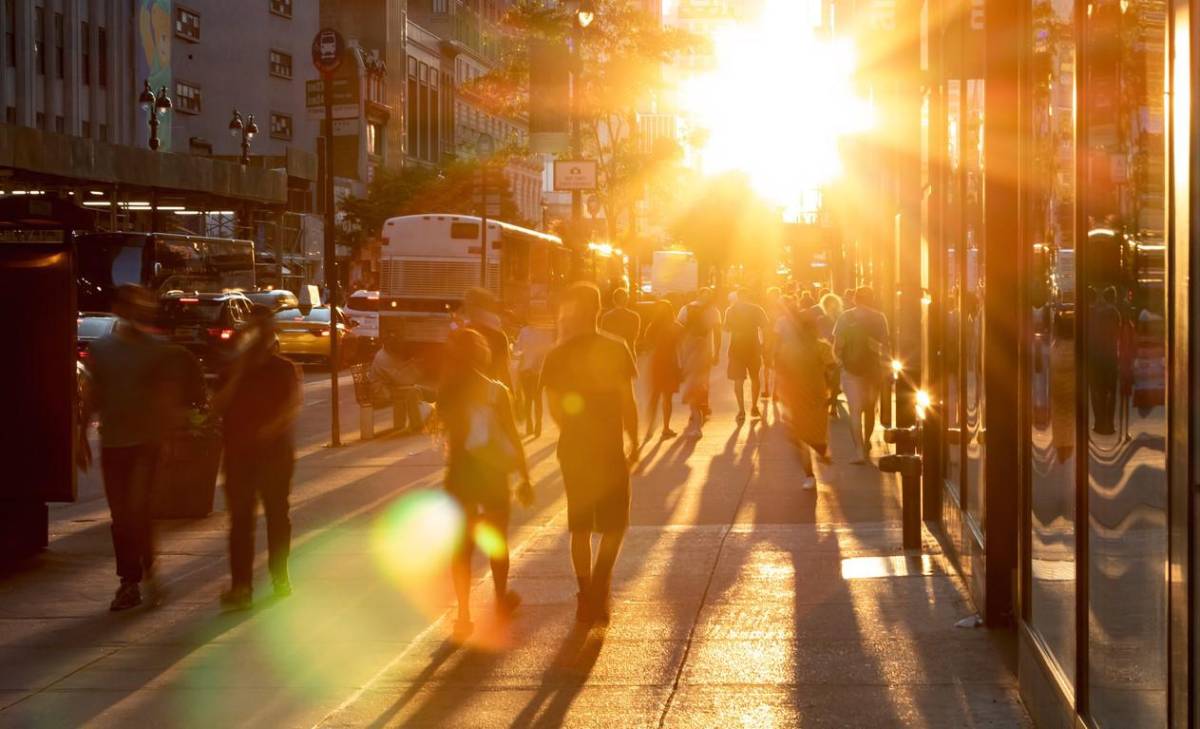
[562,392,585,415]
[473,520,508,560]
[371,489,465,585]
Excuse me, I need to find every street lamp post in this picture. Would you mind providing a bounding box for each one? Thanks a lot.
[228,110,259,166]
[570,1,594,249]
[138,80,171,151]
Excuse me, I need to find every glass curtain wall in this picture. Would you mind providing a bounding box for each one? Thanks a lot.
[1026,0,1078,687]
[1082,0,1169,725]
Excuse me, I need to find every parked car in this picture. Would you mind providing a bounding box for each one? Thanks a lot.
[274,305,358,368]
[76,312,119,361]
[243,288,299,312]
[158,291,254,372]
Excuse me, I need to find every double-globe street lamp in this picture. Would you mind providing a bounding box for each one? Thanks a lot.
[228,110,259,166]
[138,80,171,151]
[570,0,595,242]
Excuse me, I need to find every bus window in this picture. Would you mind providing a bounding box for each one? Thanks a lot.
[451,222,480,239]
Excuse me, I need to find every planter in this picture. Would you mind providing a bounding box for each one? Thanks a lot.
[152,432,222,519]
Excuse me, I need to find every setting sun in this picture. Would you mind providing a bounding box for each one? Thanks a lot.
[682,0,876,207]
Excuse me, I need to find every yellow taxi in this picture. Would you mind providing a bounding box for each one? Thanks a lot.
[273,305,358,368]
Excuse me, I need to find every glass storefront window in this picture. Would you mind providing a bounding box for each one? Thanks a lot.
[1027,0,1078,686]
[944,78,963,506]
[1084,0,1168,725]
[964,76,986,532]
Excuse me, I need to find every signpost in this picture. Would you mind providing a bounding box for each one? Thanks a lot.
[313,27,344,447]
[553,159,599,191]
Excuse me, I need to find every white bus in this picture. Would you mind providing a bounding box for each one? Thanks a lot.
[378,214,571,345]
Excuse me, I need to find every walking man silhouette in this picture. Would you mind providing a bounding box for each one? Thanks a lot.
[541,283,639,624]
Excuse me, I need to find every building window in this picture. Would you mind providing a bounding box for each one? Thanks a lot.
[5,107,15,124]
[175,81,202,114]
[35,112,45,129]
[269,0,292,18]
[99,123,108,142]
[269,112,292,140]
[81,21,90,84]
[433,0,449,11]
[34,7,44,75]
[54,13,63,79]
[175,6,200,43]
[54,115,63,133]
[367,122,384,156]
[82,120,91,138]
[98,27,107,87]
[269,49,292,79]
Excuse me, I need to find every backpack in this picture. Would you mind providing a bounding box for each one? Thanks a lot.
[839,317,880,377]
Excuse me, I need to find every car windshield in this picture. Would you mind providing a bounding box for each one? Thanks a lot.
[77,317,115,338]
[275,307,331,323]
[161,299,223,323]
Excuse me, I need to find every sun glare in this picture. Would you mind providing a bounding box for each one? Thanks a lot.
[682,0,875,206]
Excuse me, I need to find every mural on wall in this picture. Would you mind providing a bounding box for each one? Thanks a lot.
[137,0,172,150]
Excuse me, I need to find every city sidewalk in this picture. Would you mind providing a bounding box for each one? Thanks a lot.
[0,383,1030,728]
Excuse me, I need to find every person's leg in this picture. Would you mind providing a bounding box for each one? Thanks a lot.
[842,374,867,460]
[483,507,514,607]
[128,445,160,580]
[662,391,675,435]
[101,447,142,584]
[590,529,626,616]
[863,380,879,454]
[260,455,294,591]
[452,519,475,626]
[223,459,257,592]
[749,363,762,414]
[733,377,746,417]
[644,388,660,440]
[532,379,544,435]
[797,439,815,477]
[570,530,593,593]
[519,370,536,433]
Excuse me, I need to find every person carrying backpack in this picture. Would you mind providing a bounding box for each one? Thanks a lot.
[833,286,891,463]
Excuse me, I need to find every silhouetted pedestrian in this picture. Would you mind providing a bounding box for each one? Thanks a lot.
[600,288,641,356]
[644,300,684,441]
[541,283,639,624]
[514,317,556,438]
[833,286,891,462]
[724,288,769,423]
[438,328,532,640]
[211,306,301,610]
[82,285,187,611]
[463,288,512,391]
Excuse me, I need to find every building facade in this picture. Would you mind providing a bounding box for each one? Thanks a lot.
[0,0,136,145]
[167,0,319,160]
[851,0,1199,726]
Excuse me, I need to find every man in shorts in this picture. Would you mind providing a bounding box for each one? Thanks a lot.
[541,282,639,624]
[724,288,769,422]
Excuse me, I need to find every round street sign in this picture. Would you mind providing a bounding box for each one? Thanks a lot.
[312,28,345,75]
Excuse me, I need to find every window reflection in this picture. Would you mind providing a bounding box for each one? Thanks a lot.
[964,77,985,531]
[1084,0,1168,725]
[1027,0,1077,685]
[944,79,963,505]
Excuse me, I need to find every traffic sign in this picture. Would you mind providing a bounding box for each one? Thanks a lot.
[553,160,598,191]
[305,78,359,108]
[312,28,345,75]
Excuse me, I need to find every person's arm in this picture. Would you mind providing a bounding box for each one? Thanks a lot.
[620,346,639,464]
[540,353,564,427]
[496,387,533,505]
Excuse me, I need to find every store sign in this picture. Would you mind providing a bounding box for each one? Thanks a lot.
[0,229,64,244]
[311,28,345,75]
[553,160,599,191]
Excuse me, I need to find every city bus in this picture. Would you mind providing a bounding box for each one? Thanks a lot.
[378,214,570,346]
[74,232,256,312]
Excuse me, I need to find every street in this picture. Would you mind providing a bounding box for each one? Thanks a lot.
[0,370,1029,728]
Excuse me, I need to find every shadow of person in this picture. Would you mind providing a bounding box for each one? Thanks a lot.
[364,639,462,729]
[508,624,605,729]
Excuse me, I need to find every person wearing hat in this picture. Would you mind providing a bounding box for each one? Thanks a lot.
[211,305,302,610]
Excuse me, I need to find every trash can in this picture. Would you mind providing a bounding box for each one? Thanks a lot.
[152,413,222,519]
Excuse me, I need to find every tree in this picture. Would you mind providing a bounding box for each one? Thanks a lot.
[473,0,703,246]
[339,159,527,249]
[669,171,784,285]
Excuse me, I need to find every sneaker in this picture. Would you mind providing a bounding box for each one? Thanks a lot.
[662,428,678,439]
[684,426,702,439]
[736,411,746,424]
[750,407,762,419]
[142,572,165,608]
[801,476,816,491]
[109,582,142,612]
[591,595,611,626]
[496,590,522,617]
[272,578,293,599]
[219,586,253,611]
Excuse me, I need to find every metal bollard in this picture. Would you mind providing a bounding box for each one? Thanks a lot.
[359,403,375,440]
[880,426,922,551]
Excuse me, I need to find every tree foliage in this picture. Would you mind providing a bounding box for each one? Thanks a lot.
[339,160,528,248]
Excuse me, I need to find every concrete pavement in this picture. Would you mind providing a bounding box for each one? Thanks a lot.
[0,374,1030,728]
